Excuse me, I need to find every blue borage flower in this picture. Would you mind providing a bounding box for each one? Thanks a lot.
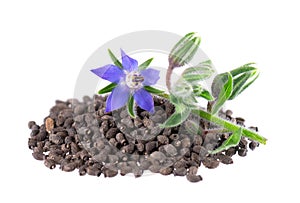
[91,49,160,113]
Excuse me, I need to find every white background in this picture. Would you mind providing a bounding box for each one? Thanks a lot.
[1,0,299,202]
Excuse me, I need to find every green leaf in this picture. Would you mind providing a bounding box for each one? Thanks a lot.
[211,72,233,114]
[171,78,193,97]
[194,88,214,101]
[98,83,117,94]
[108,49,123,68]
[127,95,135,118]
[182,94,198,109]
[229,69,259,100]
[228,63,260,100]
[182,60,214,83]
[138,58,154,70]
[143,86,164,94]
[169,32,201,67]
[160,107,191,128]
[230,63,256,76]
[210,128,242,154]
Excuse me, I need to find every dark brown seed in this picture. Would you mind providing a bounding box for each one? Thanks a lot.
[78,150,90,161]
[140,160,151,170]
[191,152,201,165]
[106,128,118,139]
[28,121,36,129]
[31,124,40,131]
[133,168,143,178]
[164,144,177,156]
[249,126,259,132]
[188,166,198,175]
[44,159,56,169]
[103,167,118,178]
[116,133,126,145]
[150,151,166,164]
[86,166,101,176]
[199,146,209,160]
[192,145,201,154]
[216,154,233,164]
[174,168,187,176]
[64,136,74,145]
[36,131,47,141]
[238,148,247,157]
[63,117,74,128]
[79,165,87,176]
[133,117,143,128]
[28,138,37,149]
[61,162,76,172]
[120,166,132,176]
[49,134,64,145]
[136,142,144,152]
[202,157,220,169]
[149,165,161,173]
[239,138,248,149]
[186,174,202,183]
[30,129,39,137]
[32,152,44,161]
[74,104,86,115]
[249,141,259,150]
[174,159,187,169]
[225,147,237,157]
[159,167,173,175]
[225,110,233,117]
[145,141,157,154]
[157,135,169,145]
[70,142,81,154]
[33,146,43,153]
[180,148,190,157]
[236,117,245,125]
[193,135,203,146]
[121,143,135,154]
[181,138,191,148]
[163,128,172,136]
[169,134,179,141]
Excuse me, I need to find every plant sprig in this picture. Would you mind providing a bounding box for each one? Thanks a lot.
[162,32,267,153]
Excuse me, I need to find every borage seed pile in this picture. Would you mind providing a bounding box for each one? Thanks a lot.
[28,95,259,183]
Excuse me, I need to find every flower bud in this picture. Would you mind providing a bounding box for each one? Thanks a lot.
[169,32,201,68]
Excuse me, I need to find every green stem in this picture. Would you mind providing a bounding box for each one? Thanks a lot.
[192,109,267,144]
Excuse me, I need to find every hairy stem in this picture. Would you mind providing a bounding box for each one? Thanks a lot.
[166,64,173,91]
[192,109,267,144]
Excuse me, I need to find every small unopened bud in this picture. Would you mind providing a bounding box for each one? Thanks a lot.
[169,32,201,68]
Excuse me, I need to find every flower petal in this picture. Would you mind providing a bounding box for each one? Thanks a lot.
[133,88,154,113]
[105,84,130,112]
[121,49,138,72]
[91,65,124,83]
[141,68,160,86]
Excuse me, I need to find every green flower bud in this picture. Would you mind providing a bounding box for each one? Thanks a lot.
[169,32,201,68]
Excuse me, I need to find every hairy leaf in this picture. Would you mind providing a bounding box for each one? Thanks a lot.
[194,88,214,101]
[182,60,214,83]
[160,107,191,128]
[138,58,154,70]
[143,86,164,94]
[127,95,135,118]
[210,128,242,154]
[228,63,260,100]
[211,72,233,114]
[108,49,123,68]
[98,83,117,94]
